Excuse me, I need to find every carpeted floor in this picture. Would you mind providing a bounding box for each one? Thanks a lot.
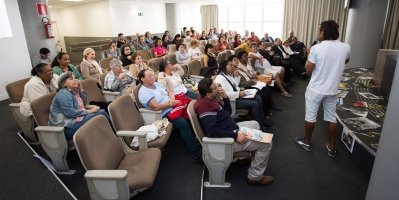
[0,76,370,200]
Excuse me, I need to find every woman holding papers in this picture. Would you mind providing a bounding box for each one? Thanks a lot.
[214,60,271,132]
[228,55,273,116]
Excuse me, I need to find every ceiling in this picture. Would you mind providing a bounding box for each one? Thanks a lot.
[48,0,217,9]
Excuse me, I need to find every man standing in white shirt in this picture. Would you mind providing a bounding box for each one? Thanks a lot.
[295,20,351,158]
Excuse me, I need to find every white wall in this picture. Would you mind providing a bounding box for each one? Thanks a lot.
[177,3,201,35]
[0,0,32,100]
[108,0,167,35]
[55,0,112,37]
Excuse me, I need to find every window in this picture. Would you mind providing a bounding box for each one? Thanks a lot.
[0,0,12,38]
[218,0,284,39]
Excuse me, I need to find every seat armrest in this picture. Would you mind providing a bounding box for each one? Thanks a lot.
[138,108,163,125]
[203,137,234,144]
[9,102,21,108]
[138,108,162,114]
[102,91,120,101]
[34,126,71,172]
[85,170,131,200]
[85,170,128,180]
[229,99,237,117]
[116,130,148,150]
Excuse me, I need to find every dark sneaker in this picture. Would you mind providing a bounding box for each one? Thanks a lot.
[294,137,312,151]
[326,144,337,158]
[247,176,274,186]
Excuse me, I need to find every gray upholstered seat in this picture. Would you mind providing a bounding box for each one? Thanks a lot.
[74,115,161,199]
[108,95,172,152]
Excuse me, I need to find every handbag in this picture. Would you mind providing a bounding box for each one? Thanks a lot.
[256,74,272,84]
[167,93,191,120]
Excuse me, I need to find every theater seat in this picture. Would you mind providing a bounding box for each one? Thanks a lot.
[108,95,172,152]
[132,84,162,125]
[30,93,74,174]
[187,100,250,188]
[6,78,37,144]
[74,115,161,199]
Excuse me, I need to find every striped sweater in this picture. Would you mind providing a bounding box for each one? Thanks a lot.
[194,97,238,140]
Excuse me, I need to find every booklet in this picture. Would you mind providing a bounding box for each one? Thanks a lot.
[239,126,273,143]
[242,89,257,99]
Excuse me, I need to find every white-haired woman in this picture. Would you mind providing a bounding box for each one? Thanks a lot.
[80,48,104,80]
[104,58,136,95]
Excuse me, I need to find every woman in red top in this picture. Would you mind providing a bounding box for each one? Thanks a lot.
[233,34,242,48]
[216,34,231,53]
[153,38,168,57]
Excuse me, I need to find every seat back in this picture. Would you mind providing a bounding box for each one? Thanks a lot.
[6,78,31,103]
[108,95,144,145]
[217,52,227,64]
[188,59,202,76]
[199,40,207,47]
[164,54,177,65]
[80,78,107,102]
[74,115,125,170]
[99,57,113,72]
[30,93,56,126]
[167,44,176,54]
[136,50,152,62]
[148,58,163,72]
[99,73,107,88]
[132,84,144,108]
[198,46,205,55]
[187,100,206,145]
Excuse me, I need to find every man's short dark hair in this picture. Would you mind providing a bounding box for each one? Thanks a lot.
[228,55,237,62]
[319,20,339,40]
[198,78,214,97]
[39,47,50,54]
[118,33,124,37]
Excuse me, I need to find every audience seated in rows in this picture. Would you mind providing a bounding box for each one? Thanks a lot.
[216,34,232,53]
[198,31,207,40]
[214,60,270,131]
[33,47,51,67]
[207,29,218,40]
[136,35,151,51]
[172,34,183,46]
[153,38,168,58]
[157,59,197,99]
[233,34,242,48]
[229,55,273,116]
[176,44,190,65]
[137,69,202,161]
[128,53,152,79]
[120,44,133,67]
[48,71,110,140]
[104,40,121,59]
[261,33,274,43]
[248,32,261,44]
[116,33,126,48]
[202,44,218,78]
[145,31,155,48]
[51,52,83,80]
[104,58,136,95]
[20,63,59,117]
[248,43,291,98]
[271,38,306,80]
[187,40,202,61]
[125,36,137,54]
[195,78,273,186]
[80,48,104,81]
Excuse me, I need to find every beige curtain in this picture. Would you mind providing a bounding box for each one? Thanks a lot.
[201,5,218,33]
[283,0,347,47]
[382,0,399,49]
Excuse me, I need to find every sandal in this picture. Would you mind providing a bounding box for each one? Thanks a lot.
[281,92,293,98]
